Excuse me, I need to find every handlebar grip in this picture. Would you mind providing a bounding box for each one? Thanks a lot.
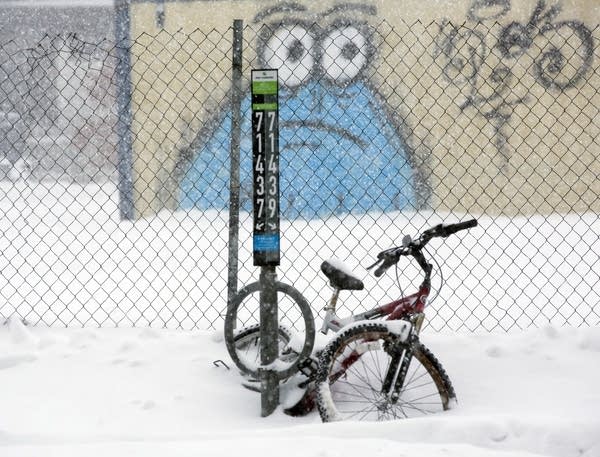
[374,255,397,277]
[442,219,478,237]
[373,263,388,277]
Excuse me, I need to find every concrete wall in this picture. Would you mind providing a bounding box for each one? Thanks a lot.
[127,0,599,217]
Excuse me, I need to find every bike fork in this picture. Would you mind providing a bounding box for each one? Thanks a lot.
[381,339,415,403]
[382,314,424,400]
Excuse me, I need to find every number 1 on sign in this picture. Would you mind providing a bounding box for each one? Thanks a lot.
[269,133,275,151]
[255,133,262,153]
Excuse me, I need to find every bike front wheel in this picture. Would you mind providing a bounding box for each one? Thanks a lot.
[315,322,456,422]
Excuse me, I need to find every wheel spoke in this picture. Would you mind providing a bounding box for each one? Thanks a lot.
[332,381,379,397]
[339,403,381,420]
[402,388,442,400]
[333,378,378,402]
[397,403,440,415]
[401,380,437,393]
[337,358,382,396]
[403,368,430,387]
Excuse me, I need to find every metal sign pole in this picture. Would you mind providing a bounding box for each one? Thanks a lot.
[259,265,278,416]
[251,69,280,417]
[227,19,243,324]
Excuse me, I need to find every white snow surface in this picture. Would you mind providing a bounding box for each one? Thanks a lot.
[1,317,599,457]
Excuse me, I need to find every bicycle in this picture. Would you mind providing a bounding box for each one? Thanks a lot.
[229,219,478,421]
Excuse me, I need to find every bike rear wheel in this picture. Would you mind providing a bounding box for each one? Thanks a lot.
[316,322,456,422]
[233,324,294,373]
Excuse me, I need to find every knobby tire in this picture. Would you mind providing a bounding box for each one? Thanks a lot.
[315,321,456,422]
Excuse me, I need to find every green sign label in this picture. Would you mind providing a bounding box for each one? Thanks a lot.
[252,80,278,95]
[252,102,278,111]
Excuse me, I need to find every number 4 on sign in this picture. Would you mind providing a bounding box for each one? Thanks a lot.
[268,154,277,172]
[255,156,264,173]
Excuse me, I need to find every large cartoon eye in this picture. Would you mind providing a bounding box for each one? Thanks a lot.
[322,26,369,83]
[262,25,314,88]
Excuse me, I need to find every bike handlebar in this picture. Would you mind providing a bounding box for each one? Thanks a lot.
[423,218,478,239]
[368,219,478,277]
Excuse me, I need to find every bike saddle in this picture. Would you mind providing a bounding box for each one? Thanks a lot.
[320,260,364,291]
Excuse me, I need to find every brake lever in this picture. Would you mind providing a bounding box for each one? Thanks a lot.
[365,258,382,270]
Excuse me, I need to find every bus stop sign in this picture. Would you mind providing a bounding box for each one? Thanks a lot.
[251,69,280,266]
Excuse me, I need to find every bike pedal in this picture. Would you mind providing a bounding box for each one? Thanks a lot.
[298,356,319,378]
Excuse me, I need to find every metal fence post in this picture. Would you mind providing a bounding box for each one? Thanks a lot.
[227,19,243,320]
[114,0,135,221]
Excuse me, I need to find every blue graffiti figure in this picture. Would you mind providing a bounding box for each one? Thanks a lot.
[179,23,417,219]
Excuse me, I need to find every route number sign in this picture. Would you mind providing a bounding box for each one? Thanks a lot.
[252,69,280,266]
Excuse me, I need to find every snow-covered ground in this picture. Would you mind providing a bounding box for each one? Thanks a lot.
[0,317,599,457]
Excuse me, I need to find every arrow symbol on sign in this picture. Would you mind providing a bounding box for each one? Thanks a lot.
[268,222,277,230]
[255,222,264,230]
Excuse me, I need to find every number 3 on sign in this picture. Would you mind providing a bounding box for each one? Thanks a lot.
[256,175,265,195]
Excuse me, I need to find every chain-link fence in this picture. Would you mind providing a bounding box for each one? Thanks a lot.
[0,18,598,331]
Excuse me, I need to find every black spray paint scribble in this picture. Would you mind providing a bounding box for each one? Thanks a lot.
[435,0,594,171]
[469,0,511,22]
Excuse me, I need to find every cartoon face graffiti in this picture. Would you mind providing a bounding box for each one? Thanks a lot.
[179,3,421,218]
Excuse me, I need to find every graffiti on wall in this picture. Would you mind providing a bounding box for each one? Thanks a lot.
[178,3,422,219]
[435,0,594,171]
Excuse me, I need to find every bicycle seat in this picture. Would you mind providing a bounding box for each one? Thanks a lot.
[320,260,364,291]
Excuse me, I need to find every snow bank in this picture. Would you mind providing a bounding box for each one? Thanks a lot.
[0,322,598,457]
